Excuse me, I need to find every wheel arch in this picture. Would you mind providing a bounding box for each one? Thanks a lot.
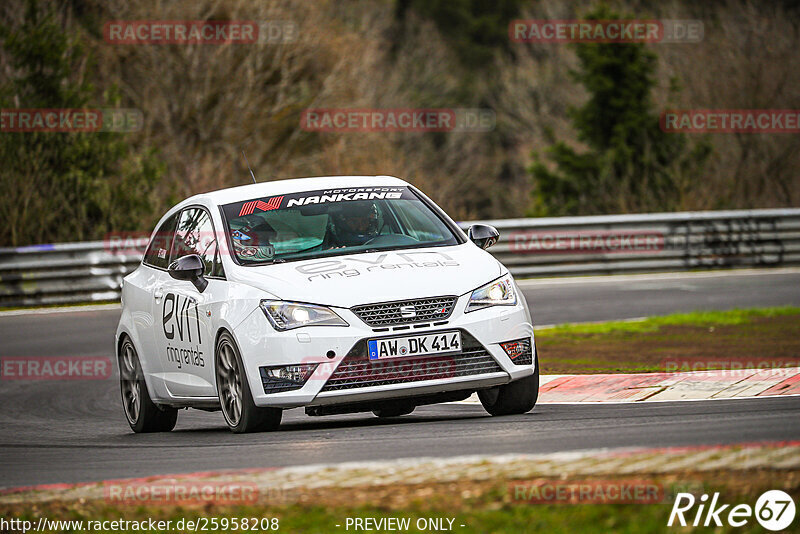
[115,329,160,402]
[213,326,264,407]
[212,326,236,386]
[213,326,237,363]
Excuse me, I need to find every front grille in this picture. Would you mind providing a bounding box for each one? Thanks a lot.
[320,330,505,392]
[351,296,458,327]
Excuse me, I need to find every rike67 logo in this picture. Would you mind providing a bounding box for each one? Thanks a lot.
[669,490,796,531]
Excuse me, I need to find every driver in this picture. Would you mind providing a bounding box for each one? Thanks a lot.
[327,201,380,248]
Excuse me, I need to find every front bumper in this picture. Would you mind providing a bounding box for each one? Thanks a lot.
[233,293,535,408]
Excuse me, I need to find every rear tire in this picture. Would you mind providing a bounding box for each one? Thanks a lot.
[119,337,178,433]
[479,355,539,416]
[216,332,282,433]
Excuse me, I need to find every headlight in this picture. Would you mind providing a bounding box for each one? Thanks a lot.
[465,274,516,312]
[260,301,348,331]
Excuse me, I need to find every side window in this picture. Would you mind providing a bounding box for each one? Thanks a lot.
[170,208,219,277]
[143,212,179,269]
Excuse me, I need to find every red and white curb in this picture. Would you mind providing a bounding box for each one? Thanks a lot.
[458,367,800,404]
[1,441,797,505]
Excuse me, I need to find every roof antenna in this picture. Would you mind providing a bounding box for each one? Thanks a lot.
[241,149,257,184]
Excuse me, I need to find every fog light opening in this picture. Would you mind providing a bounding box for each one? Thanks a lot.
[260,363,318,394]
[500,338,533,365]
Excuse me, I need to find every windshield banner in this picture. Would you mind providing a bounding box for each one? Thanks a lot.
[223,186,416,219]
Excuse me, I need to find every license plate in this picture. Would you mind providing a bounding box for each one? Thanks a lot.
[367,331,461,361]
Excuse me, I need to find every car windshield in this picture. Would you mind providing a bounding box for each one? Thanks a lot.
[220,186,459,264]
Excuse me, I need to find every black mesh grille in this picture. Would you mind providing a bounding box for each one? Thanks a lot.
[320,330,505,392]
[351,296,458,327]
[502,338,533,366]
[260,368,304,394]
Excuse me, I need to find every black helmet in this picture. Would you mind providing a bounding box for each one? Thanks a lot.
[330,201,380,246]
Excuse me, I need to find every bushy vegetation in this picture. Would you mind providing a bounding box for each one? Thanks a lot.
[529,5,712,216]
[0,0,165,246]
[1,0,798,246]
[395,0,524,66]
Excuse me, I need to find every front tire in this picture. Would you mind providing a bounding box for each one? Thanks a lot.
[119,337,178,433]
[216,332,282,433]
[479,356,539,416]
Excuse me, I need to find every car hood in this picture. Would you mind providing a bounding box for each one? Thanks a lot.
[228,243,503,308]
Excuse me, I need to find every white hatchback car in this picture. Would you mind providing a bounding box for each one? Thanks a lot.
[116,176,538,433]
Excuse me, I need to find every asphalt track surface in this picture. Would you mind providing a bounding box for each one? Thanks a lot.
[1,269,799,489]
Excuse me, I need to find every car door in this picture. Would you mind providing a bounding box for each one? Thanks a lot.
[133,211,180,401]
[156,206,226,398]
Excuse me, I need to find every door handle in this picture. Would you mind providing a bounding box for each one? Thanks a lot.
[154,289,164,301]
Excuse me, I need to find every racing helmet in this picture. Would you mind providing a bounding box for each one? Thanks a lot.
[329,201,380,247]
[231,219,277,260]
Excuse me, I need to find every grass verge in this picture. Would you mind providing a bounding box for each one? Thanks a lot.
[536,306,800,375]
[2,470,796,533]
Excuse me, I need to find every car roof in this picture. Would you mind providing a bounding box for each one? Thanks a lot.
[181,175,410,208]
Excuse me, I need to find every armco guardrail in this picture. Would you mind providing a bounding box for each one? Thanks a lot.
[1,208,799,308]
[462,208,800,278]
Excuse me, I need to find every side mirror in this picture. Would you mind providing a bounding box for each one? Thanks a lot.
[467,224,500,250]
[168,254,208,292]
